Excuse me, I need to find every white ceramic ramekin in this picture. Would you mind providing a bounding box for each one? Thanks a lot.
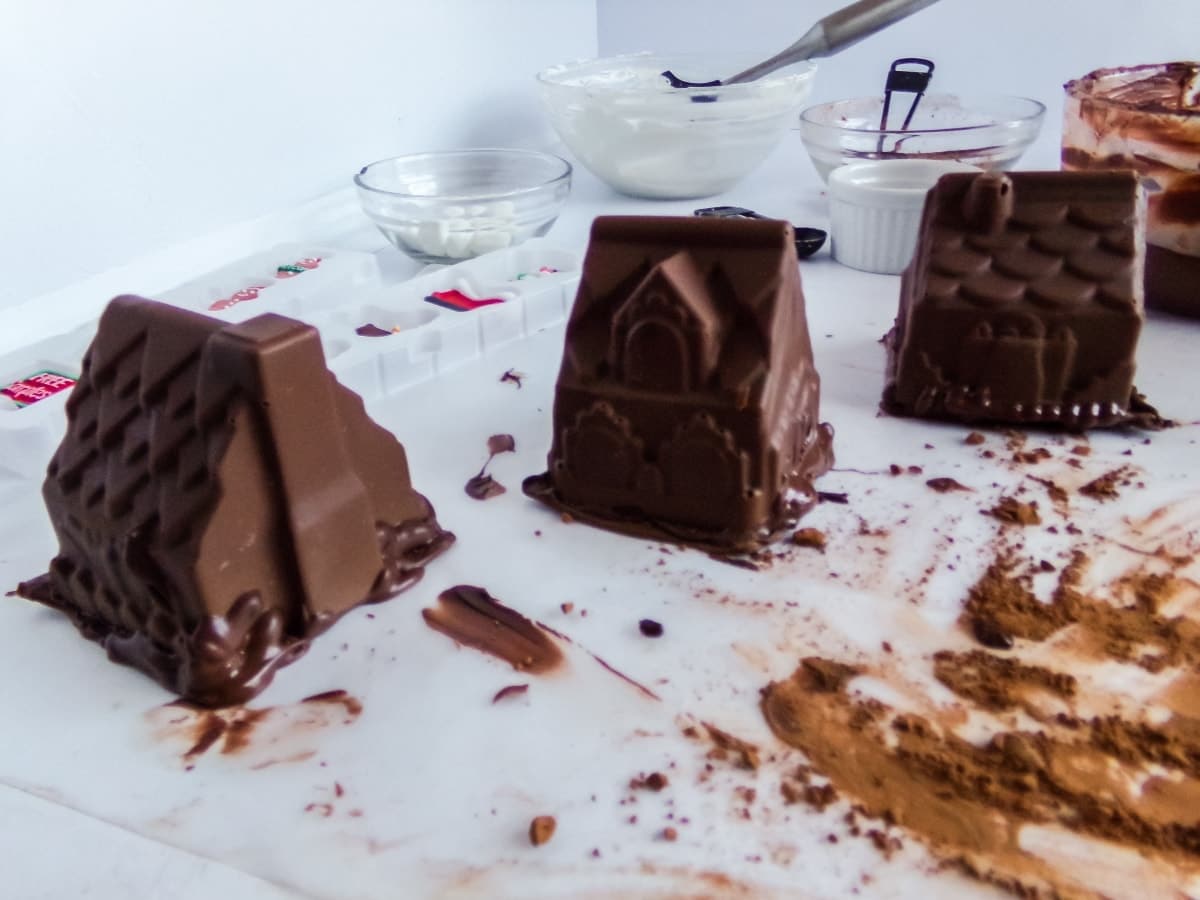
[828,159,981,275]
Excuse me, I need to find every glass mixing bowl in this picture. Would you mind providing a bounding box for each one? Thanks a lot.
[355,149,572,263]
[800,94,1045,181]
[537,52,817,200]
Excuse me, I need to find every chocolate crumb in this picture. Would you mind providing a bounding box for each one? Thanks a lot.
[792,528,827,551]
[985,497,1041,526]
[889,464,902,476]
[1080,467,1129,500]
[529,815,556,846]
[661,826,678,841]
[561,602,574,614]
[630,772,669,791]
[964,432,986,445]
[639,618,664,638]
[817,490,850,504]
[970,618,1015,650]
[882,641,893,654]
[500,368,525,388]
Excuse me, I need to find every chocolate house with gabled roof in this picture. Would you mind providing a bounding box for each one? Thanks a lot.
[883,170,1151,428]
[18,296,454,706]
[524,216,833,553]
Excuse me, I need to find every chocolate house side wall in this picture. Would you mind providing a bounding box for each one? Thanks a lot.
[30,297,452,703]
[885,171,1145,426]
[547,216,827,538]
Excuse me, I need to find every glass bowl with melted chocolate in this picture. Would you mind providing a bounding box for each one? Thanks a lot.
[799,93,1045,182]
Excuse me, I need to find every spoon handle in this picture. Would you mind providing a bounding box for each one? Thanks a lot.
[723,0,943,85]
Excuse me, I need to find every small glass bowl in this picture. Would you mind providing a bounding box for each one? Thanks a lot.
[537,52,817,200]
[354,149,572,263]
[799,94,1045,182]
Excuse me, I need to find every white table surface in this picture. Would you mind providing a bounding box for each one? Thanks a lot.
[2,124,1199,899]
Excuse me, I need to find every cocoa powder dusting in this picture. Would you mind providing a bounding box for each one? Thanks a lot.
[763,657,1200,894]
[932,650,1076,712]
[985,497,1042,526]
[962,554,1200,673]
[762,544,1200,896]
[1079,466,1133,500]
[703,722,760,770]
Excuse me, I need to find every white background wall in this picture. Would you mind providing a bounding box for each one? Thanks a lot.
[0,0,597,311]
[3,0,1196,314]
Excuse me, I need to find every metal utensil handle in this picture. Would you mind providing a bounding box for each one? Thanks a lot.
[822,0,943,55]
[722,0,942,85]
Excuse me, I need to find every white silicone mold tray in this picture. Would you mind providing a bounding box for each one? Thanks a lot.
[318,242,580,398]
[154,243,382,322]
[0,241,580,482]
[0,321,95,479]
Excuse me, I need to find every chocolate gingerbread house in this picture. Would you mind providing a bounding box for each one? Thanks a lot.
[18,296,454,706]
[883,170,1148,428]
[524,216,833,552]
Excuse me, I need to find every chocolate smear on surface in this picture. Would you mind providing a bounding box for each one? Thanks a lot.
[465,473,506,500]
[355,323,392,337]
[499,368,524,388]
[465,434,517,501]
[487,433,516,456]
[492,683,529,703]
[422,585,562,674]
[926,477,972,493]
[301,689,364,718]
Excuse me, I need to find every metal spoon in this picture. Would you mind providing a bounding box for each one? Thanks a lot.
[667,0,944,88]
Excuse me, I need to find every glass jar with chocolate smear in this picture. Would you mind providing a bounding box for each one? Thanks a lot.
[1063,63,1200,318]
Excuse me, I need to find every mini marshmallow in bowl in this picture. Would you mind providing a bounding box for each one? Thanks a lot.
[828,160,981,275]
[355,150,571,264]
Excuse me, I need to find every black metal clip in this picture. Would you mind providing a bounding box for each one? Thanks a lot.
[878,57,935,153]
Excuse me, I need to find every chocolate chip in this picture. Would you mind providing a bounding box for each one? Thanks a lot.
[971,618,1015,650]
[639,618,664,638]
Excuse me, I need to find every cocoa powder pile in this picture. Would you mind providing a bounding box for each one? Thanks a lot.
[761,551,1200,895]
